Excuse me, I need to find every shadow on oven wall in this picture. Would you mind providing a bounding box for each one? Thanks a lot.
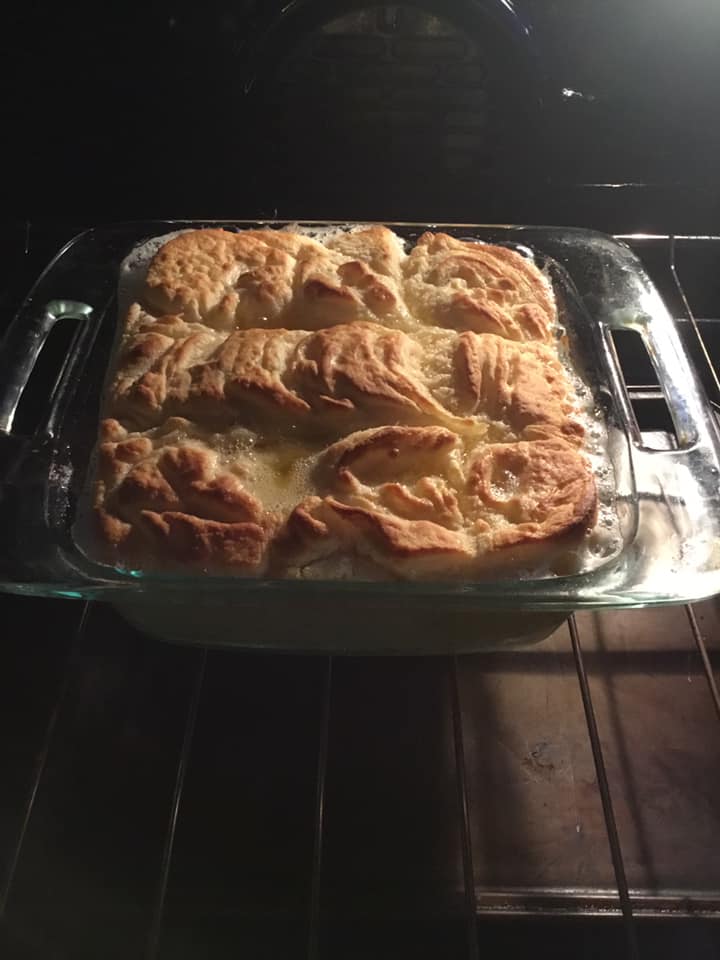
[2,0,548,222]
[4,0,720,226]
[236,0,545,221]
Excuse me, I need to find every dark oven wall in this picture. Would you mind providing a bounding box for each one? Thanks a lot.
[3,0,720,230]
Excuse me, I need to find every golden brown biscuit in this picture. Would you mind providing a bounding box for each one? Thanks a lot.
[108,320,581,442]
[320,424,461,482]
[454,332,584,444]
[277,495,474,580]
[465,439,597,548]
[144,228,405,330]
[108,321,472,432]
[274,431,595,579]
[109,306,225,425]
[94,418,276,570]
[324,225,405,278]
[276,426,468,578]
[144,229,310,327]
[403,231,555,340]
[320,425,465,530]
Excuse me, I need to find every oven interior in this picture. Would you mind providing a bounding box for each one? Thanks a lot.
[2,2,720,957]
[1,231,719,960]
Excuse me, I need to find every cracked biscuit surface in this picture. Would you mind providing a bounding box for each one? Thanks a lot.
[90,226,596,578]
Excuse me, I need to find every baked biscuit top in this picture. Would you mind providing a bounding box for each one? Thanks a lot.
[91,227,597,578]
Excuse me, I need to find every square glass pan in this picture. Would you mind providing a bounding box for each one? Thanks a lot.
[1,220,720,613]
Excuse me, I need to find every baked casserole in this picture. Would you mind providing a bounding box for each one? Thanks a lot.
[89,226,600,579]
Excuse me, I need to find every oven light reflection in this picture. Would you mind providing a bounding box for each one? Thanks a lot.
[562,87,596,102]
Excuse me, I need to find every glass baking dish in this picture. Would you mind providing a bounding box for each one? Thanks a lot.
[1,221,719,651]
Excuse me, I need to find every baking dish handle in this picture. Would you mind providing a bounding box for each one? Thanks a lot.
[606,291,708,450]
[0,299,94,435]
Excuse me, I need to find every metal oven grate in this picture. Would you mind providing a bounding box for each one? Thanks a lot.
[0,233,719,959]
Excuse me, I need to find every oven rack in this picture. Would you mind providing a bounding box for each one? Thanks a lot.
[0,232,719,960]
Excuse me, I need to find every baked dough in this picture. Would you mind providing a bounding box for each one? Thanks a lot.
[404,231,555,340]
[95,417,277,570]
[90,226,596,578]
[145,226,407,330]
[277,430,594,579]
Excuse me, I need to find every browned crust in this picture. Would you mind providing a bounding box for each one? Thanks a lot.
[140,511,268,569]
[456,332,584,444]
[108,321,472,431]
[144,227,405,331]
[325,225,404,278]
[323,498,473,560]
[92,227,599,577]
[94,418,276,570]
[321,425,460,484]
[274,493,473,579]
[144,228,301,325]
[272,434,595,578]
[467,440,598,548]
[404,231,555,340]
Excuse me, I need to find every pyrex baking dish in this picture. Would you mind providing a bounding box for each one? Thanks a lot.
[1,221,719,652]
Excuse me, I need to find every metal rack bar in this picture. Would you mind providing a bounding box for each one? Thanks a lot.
[307,656,333,960]
[668,234,720,408]
[685,605,720,723]
[568,615,640,960]
[450,656,480,960]
[669,234,720,714]
[0,600,90,920]
[145,647,207,960]
[666,230,720,722]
